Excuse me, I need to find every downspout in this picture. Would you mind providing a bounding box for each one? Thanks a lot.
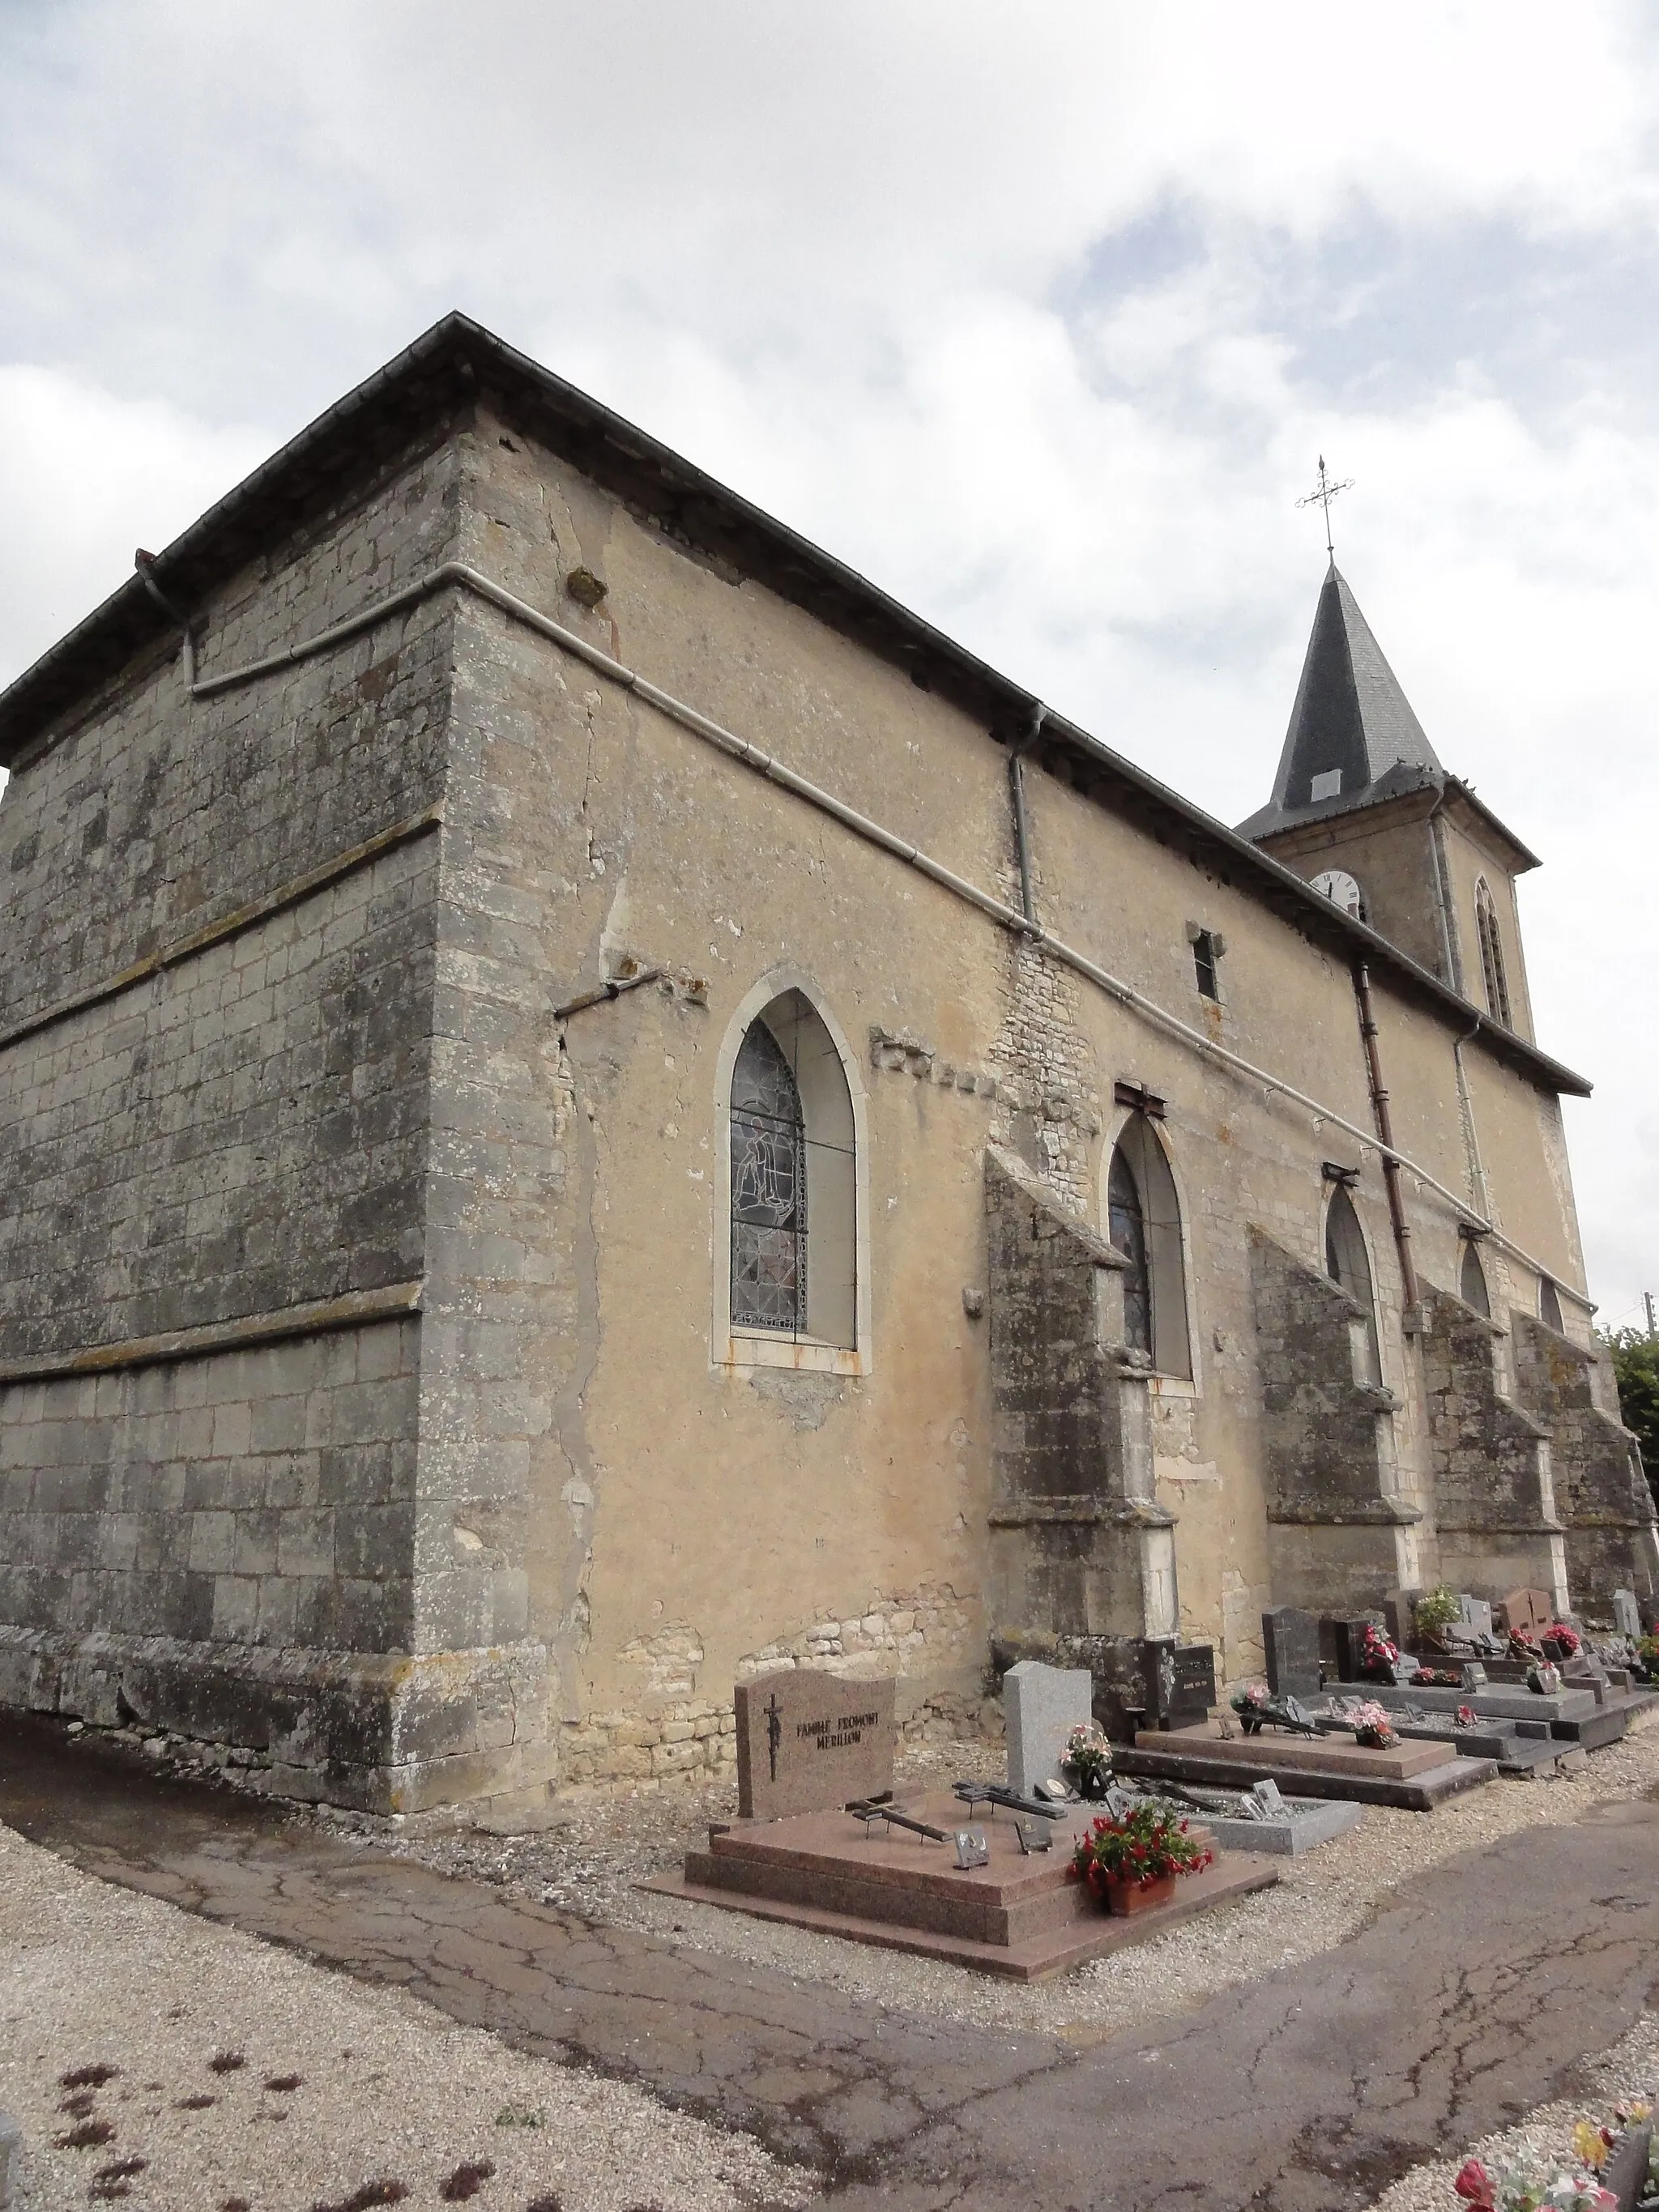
[1008,704,1046,925]
[1353,959,1422,1326]
[134,551,196,687]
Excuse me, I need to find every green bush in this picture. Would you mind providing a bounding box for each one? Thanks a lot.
[1600,1328,1659,1513]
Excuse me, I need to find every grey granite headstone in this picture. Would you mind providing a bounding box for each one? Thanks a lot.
[1004,1660,1094,1798]
[0,2109,18,2211]
[1262,1608,1321,1701]
[1459,1593,1495,1640]
[1612,1588,1641,1639]
[1247,1777,1286,1818]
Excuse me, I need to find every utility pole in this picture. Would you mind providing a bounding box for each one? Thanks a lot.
[1646,1290,1657,1341]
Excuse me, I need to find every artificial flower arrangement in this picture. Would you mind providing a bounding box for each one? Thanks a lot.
[1358,1623,1401,1677]
[1230,1681,1269,1716]
[1449,2094,1651,2211]
[1060,1721,1114,1798]
[1544,1621,1580,1657]
[1346,1699,1398,1750]
[1527,1659,1563,1696]
[1635,1634,1659,1683]
[1508,1626,1544,1663]
[1068,1801,1213,1914]
[1456,1703,1478,1728]
[1414,1583,1463,1646]
[1413,1667,1463,1688]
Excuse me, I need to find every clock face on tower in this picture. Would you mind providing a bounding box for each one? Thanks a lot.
[1310,867,1366,921]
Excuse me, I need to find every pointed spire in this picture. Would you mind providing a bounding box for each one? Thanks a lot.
[1237,566,1444,841]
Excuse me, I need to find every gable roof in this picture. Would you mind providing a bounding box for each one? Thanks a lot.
[1237,562,1538,867]
[0,313,1587,1097]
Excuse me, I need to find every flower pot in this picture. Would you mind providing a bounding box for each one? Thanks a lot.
[1102,1872,1176,1916]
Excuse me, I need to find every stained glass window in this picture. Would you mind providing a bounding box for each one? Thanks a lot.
[731,1021,808,1333]
[1107,1146,1152,1357]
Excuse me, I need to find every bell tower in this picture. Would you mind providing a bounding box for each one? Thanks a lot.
[1237,562,1539,1040]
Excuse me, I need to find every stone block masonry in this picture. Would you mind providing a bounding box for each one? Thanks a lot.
[0,1319,419,1652]
[0,422,558,1816]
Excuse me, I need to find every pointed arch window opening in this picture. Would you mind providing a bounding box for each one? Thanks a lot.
[1475,880,1513,1030]
[1106,1115,1192,1379]
[1459,1237,1491,1319]
[728,995,859,1349]
[1324,1184,1383,1384]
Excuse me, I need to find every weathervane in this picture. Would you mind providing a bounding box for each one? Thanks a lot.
[1297,455,1354,560]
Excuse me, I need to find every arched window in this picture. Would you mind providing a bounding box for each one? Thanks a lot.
[729,991,857,1349]
[1538,1276,1565,1333]
[1475,880,1512,1029]
[1106,1115,1192,1377]
[1459,1238,1491,1318]
[1324,1184,1382,1383]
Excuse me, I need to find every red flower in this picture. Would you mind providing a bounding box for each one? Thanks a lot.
[1452,2157,1494,2206]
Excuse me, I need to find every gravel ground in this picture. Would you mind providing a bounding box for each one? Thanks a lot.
[1364,2011,1659,2212]
[355,1712,1659,2043]
[0,1820,812,2212]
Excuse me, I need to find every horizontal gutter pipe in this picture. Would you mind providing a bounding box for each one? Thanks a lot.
[149,558,1591,1314]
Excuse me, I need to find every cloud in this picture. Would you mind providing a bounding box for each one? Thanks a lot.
[2,0,1659,1320]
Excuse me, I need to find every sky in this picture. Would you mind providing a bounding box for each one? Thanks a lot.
[2,1,1658,1328]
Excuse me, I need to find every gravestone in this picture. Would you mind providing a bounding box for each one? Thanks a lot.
[1459,1593,1495,1640]
[1140,1640,1216,1728]
[1460,1663,1487,1691]
[1262,1608,1322,1701]
[1612,1588,1642,1639]
[1325,1615,1385,1681]
[734,1671,895,1820]
[1497,1588,1553,1639]
[0,2109,17,2212]
[1004,1660,1094,1799]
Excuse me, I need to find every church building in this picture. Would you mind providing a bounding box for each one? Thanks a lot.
[0,315,1653,1818]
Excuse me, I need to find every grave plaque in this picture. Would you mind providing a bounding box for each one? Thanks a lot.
[1459,1593,1495,1641]
[734,1671,895,1821]
[1325,1616,1382,1681]
[1140,1640,1216,1728]
[1497,1588,1553,1639]
[1611,1588,1642,1639]
[1460,1663,1487,1691]
[1262,1608,1322,1701]
[953,1826,990,1869]
[1004,1660,1094,1799]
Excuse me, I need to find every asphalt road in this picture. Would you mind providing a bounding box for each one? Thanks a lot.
[3,1715,1656,2210]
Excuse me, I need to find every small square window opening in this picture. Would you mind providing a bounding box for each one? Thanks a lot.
[1310,768,1343,802]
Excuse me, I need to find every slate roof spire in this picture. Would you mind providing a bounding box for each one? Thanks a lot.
[1236,563,1446,842]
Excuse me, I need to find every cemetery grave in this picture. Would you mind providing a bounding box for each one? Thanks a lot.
[649,1664,1280,1979]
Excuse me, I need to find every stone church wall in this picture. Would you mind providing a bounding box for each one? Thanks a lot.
[0,372,1629,1814]
[0,420,556,1813]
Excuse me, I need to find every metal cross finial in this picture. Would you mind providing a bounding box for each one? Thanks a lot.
[1297,455,1354,560]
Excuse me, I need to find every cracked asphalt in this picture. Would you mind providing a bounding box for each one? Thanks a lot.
[3,1715,1657,2211]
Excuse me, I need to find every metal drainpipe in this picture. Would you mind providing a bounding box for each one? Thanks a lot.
[1353,958,1422,1324]
[1008,704,1047,924]
[134,551,196,687]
